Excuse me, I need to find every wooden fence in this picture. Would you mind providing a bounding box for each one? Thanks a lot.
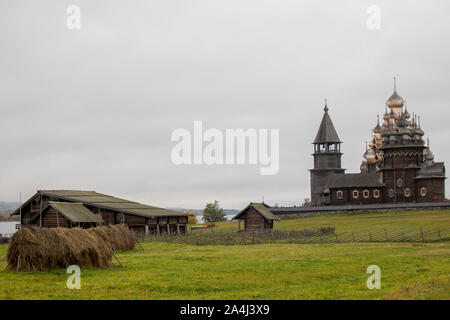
[136,226,450,246]
[0,234,13,244]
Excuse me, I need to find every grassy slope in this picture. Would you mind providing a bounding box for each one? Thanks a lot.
[210,209,450,233]
[1,210,449,300]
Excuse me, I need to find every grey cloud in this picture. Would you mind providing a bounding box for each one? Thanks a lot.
[0,0,449,208]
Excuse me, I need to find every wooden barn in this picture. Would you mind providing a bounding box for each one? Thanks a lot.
[11,190,188,235]
[232,203,279,232]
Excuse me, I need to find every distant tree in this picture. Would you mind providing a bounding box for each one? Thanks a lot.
[274,202,280,208]
[202,200,226,222]
[186,210,198,224]
[303,198,311,206]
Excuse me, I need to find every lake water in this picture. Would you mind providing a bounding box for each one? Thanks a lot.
[0,222,18,236]
[195,214,235,222]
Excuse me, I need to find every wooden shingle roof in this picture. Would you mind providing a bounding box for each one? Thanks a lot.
[12,190,185,219]
[326,173,385,189]
[233,202,280,221]
[47,202,104,223]
[314,109,341,144]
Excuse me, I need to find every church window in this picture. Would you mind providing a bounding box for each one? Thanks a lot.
[352,190,359,199]
[363,190,370,198]
[420,187,427,197]
[329,144,335,151]
[389,189,395,198]
[397,178,403,188]
[337,190,343,199]
[374,190,380,198]
[404,188,411,197]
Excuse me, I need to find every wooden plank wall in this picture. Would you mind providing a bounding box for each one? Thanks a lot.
[41,208,69,228]
[244,207,266,231]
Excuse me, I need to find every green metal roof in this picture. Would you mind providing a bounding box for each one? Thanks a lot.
[38,190,185,218]
[48,202,104,223]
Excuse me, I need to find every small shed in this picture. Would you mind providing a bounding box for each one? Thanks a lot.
[30,202,104,228]
[232,203,280,232]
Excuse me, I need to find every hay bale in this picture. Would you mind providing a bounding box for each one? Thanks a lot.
[87,224,136,251]
[7,224,135,271]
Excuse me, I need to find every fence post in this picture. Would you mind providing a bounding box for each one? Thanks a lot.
[384,228,388,241]
[437,227,441,240]
[420,227,424,242]
[352,232,355,242]
[335,233,338,243]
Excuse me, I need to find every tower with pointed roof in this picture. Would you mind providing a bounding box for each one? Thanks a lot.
[310,100,346,205]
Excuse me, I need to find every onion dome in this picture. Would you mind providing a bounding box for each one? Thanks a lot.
[386,78,405,109]
[425,148,434,161]
[363,141,369,158]
[360,162,369,173]
[397,113,408,127]
[416,116,424,135]
[365,149,377,163]
[373,115,382,133]
[383,107,390,120]
[404,101,411,119]
[390,110,395,118]
[386,90,404,108]
[425,139,434,161]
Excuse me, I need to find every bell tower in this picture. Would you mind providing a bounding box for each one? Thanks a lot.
[310,101,345,205]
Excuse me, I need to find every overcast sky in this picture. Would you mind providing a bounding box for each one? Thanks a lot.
[1,0,449,209]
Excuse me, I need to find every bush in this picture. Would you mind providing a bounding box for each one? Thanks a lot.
[188,215,198,224]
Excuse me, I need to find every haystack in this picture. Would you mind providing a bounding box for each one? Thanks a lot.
[87,225,136,251]
[7,225,135,271]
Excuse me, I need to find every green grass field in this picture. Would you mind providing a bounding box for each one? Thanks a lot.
[209,209,450,233]
[1,209,449,300]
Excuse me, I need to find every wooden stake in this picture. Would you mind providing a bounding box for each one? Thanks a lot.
[39,194,43,227]
[112,253,122,267]
[16,254,20,272]
[135,238,144,250]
